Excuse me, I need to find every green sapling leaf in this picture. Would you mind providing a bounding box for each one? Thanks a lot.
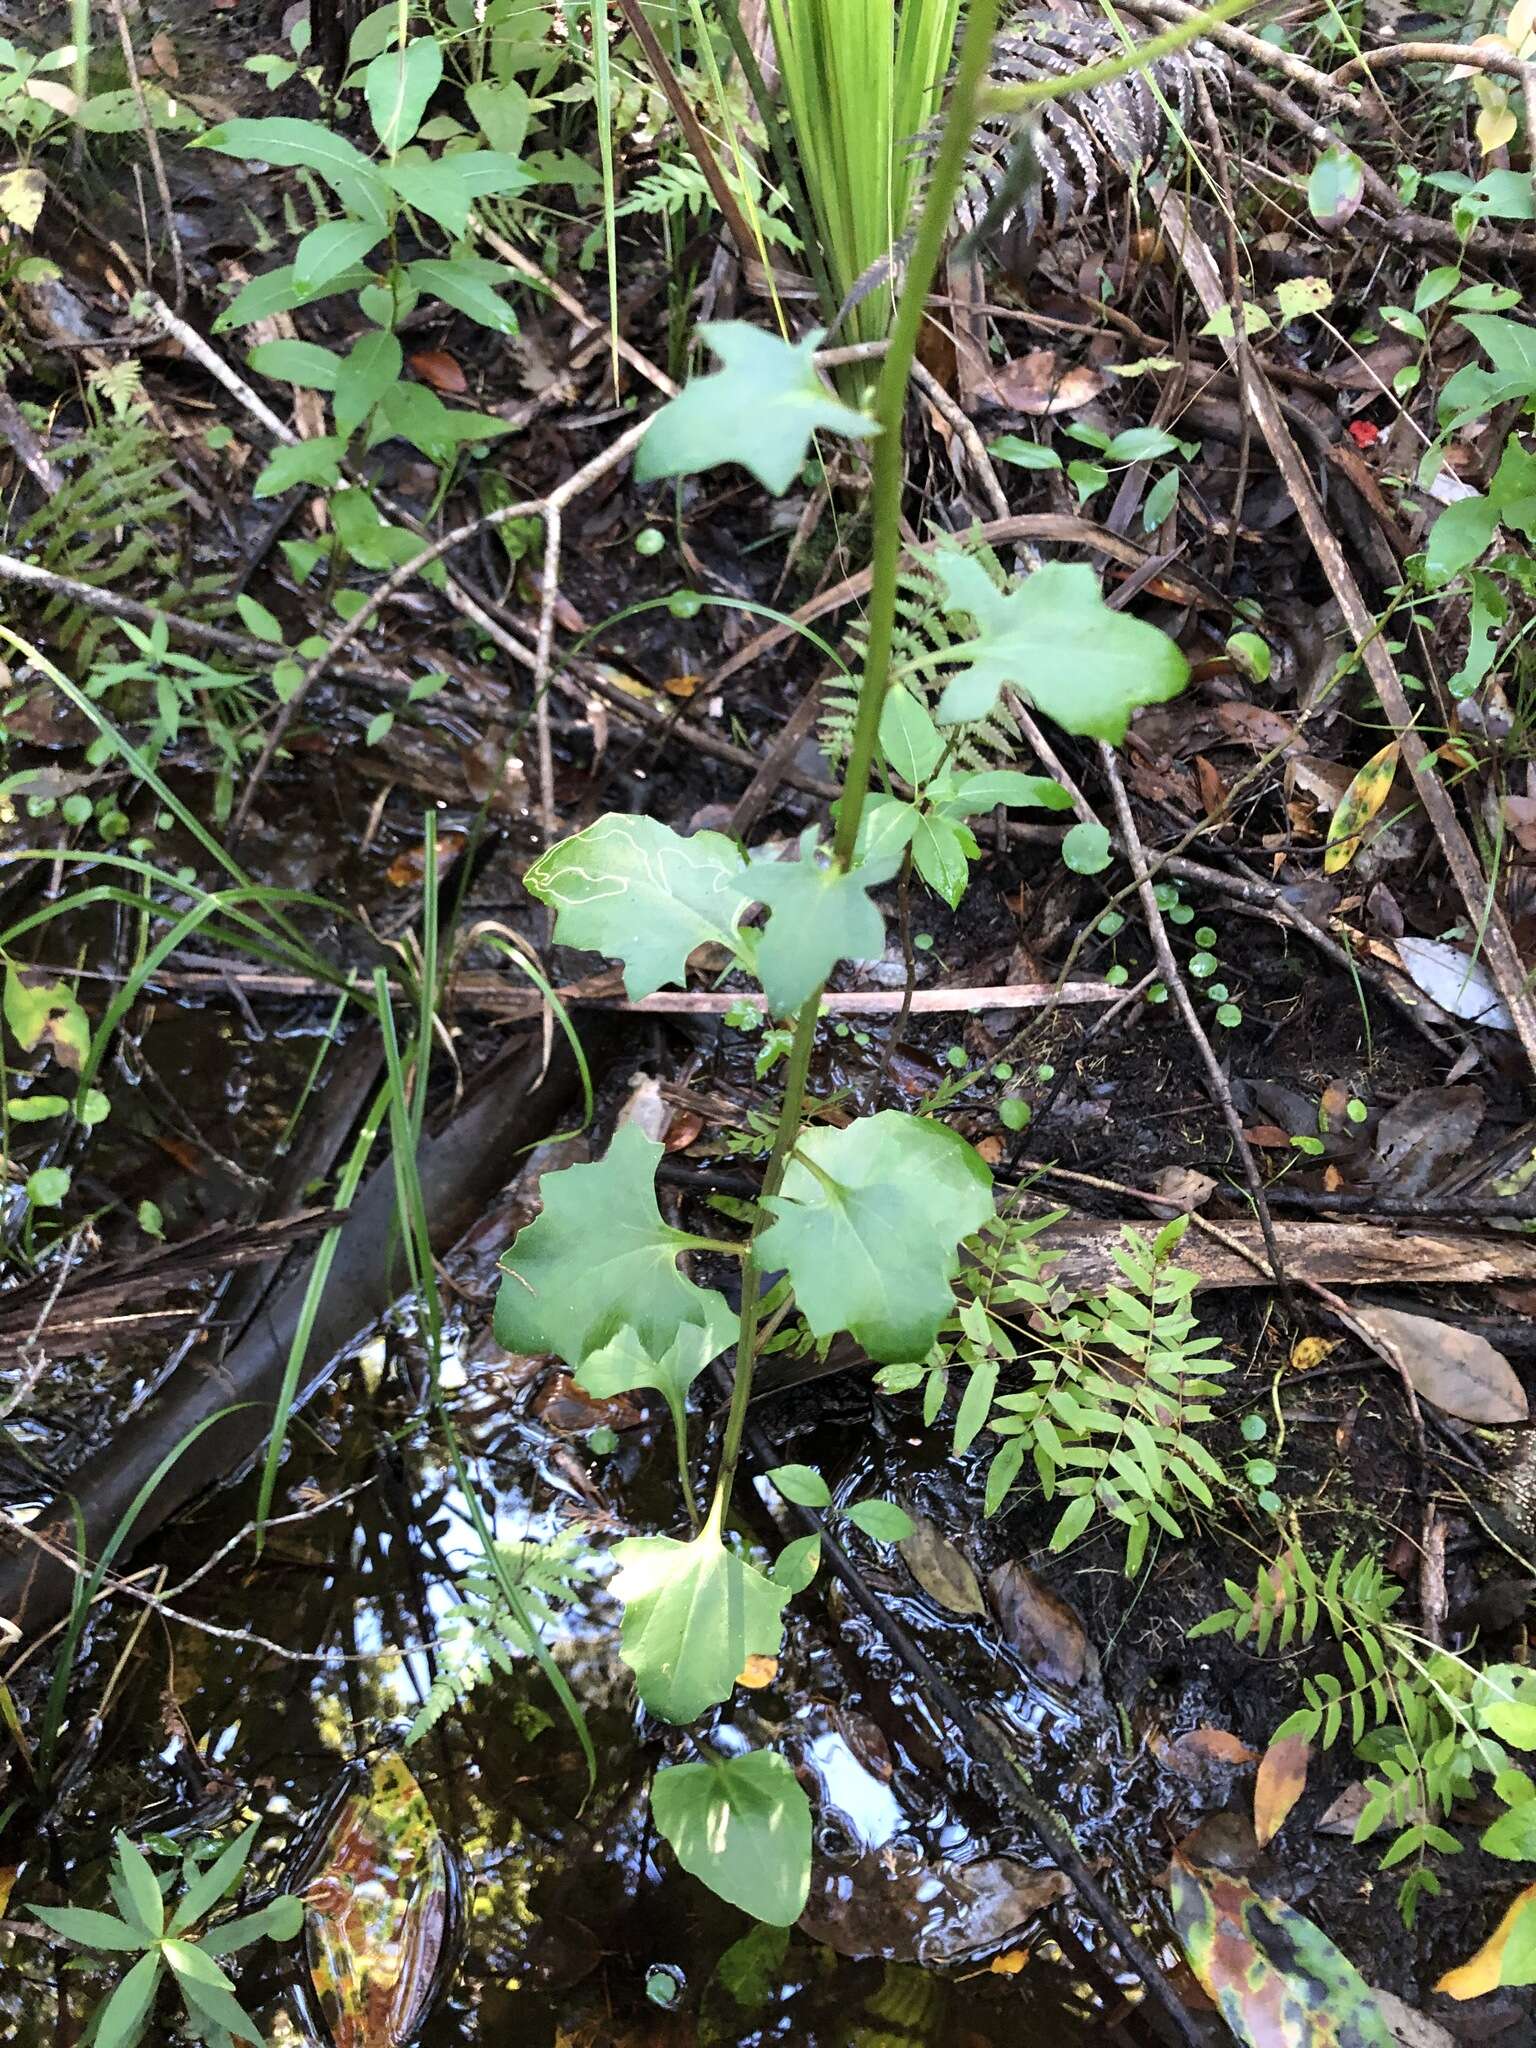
[495,1125,737,1368]
[651,1750,811,1925]
[758,1111,994,1361]
[576,1322,728,1449]
[929,544,1189,741]
[365,37,443,153]
[524,813,754,999]
[636,324,878,496]
[610,1522,788,1721]
[749,831,900,1015]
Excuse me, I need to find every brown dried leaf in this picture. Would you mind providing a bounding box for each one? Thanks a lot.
[980,348,1107,415]
[898,1517,985,1615]
[386,831,467,888]
[1253,1732,1309,1846]
[149,30,180,76]
[1351,1305,1528,1425]
[986,1561,1096,1689]
[409,349,468,395]
[1371,1086,1484,1199]
[1153,1727,1259,1780]
[800,1850,1069,1963]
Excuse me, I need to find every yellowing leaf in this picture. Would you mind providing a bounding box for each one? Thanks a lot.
[2,965,90,1071]
[1275,276,1334,322]
[1290,1335,1339,1372]
[1508,0,1536,57]
[1436,1882,1536,1996]
[0,168,45,232]
[737,1654,778,1689]
[1324,740,1399,874]
[1473,77,1519,156]
[990,1950,1030,1975]
[1254,1733,1310,1845]
[0,1866,15,1916]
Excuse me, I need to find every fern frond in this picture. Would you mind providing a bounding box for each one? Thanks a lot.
[10,416,183,662]
[820,548,1024,774]
[408,1531,595,1745]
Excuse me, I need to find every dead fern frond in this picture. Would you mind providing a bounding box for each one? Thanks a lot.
[959,10,1221,239]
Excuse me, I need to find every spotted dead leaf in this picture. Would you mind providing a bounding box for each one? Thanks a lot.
[1435,1881,1536,1997]
[289,1752,462,2048]
[1351,1304,1527,1425]
[1253,1733,1310,1845]
[2,966,89,1072]
[898,1517,985,1616]
[1324,741,1400,874]
[1275,276,1335,323]
[1153,1726,1259,1782]
[1172,1827,1398,2048]
[981,348,1107,415]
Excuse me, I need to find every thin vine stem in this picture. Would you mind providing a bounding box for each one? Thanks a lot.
[712,0,1003,1525]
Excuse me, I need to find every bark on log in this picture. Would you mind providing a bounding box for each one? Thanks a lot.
[0,1031,583,1641]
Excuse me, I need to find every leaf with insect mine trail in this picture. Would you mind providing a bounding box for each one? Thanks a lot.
[3,964,90,1072]
[1324,741,1399,874]
[523,813,754,1000]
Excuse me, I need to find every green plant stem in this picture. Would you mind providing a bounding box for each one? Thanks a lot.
[711,993,820,1521]
[712,1,1002,1522]
[830,0,1002,872]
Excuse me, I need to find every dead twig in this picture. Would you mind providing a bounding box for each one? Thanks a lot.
[1098,741,1291,1297]
[1160,187,1536,1081]
[228,418,649,840]
[471,214,680,397]
[107,0,185,314]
